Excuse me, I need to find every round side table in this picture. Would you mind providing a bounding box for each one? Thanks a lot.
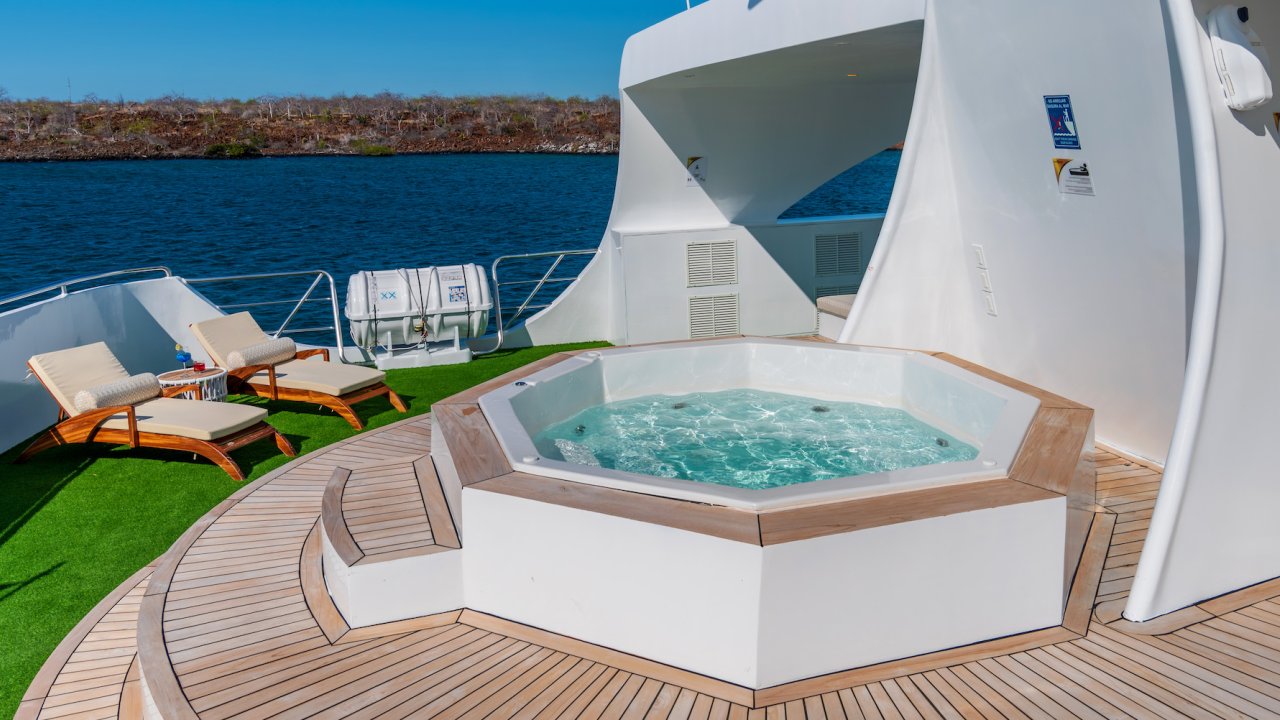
[157,368,229,402]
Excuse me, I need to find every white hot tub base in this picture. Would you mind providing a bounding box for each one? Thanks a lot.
[461,484,1066,689]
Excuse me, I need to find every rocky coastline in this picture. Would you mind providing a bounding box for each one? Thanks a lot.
[0,94,620,161]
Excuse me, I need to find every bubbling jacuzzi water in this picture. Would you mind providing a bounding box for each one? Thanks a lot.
[532,388,978,490]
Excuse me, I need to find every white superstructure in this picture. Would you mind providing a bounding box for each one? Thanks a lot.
[516,0,1280,626]
[3,0,1279,635]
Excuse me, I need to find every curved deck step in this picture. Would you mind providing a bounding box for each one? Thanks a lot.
[34,412,1280,719]
[317,450,464,627]
[322,454,459,566]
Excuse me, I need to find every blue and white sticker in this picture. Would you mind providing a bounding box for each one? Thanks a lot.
[1044,95,1081,150]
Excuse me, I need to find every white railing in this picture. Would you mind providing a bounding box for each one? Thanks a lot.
[0,266,174,311]
[183,270,347,361]
[480,248,598,354]
[0,255,601,362]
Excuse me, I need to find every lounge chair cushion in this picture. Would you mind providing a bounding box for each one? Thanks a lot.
[73,373,161,412]
[29,342,134,417]
[101,397,267,441]
[227,338,297,370]
[190,312,272,368]
[249,356,385,396]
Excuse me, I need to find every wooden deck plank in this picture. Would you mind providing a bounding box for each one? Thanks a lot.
[263,633,524,720]
[335,634,519,720]
[922,669,1000,720]
[432,403,514,486]
[1026,646,1189,719]
[500,658,597,720]
[530,665,615,720]
[471,473,762,547]
[483,655,585,720]
[758,479,1059,545]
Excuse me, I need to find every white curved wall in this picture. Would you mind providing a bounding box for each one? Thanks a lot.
[844,0,1192,463]
[614,0,922,228]
[0,278,225,454]
[1127,1,1280,621]
[521,0,923,347]
[618,0,924,91]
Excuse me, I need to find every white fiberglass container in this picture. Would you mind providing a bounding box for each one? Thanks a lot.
[346,264,492,348]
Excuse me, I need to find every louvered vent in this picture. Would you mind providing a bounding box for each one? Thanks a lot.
[689,294,740,339]
[816,285,857,299]
[815,233,861,276]
[687,240,738,287]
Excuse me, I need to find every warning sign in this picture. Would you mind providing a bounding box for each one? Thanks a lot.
[1053,158,1095,197]
[686,156,708,187]
[1044,95,1082,150]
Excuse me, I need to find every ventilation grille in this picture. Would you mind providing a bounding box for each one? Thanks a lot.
[689,294,740,339]
[687,240,738,287]
[816,285,857,299]
[815,233,861,276]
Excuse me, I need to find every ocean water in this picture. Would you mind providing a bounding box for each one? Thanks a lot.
[0,152,898,329]
[534,388,977,489]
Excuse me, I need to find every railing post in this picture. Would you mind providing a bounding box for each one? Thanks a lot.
[507,254,565,331]
[486,257,507,356]
[274,275,323,338]
[325,272,345,362]
[474,247,597,357]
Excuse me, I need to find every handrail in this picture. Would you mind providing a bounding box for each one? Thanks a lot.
[0,266,173,311]
[478,248,597,355]
[184,270,346,362]
[217,298,331,310]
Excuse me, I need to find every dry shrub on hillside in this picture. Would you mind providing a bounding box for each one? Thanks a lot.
[0,91,621,160]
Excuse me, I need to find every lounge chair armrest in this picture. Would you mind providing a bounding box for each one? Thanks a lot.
[295,348,329,362]
[227,363,273,381]
[70,404,139,447]
[161,383,204,400]
[227,363,279,400]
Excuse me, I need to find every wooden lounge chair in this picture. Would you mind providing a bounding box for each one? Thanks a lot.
[190,312,406,430]
[18,342,295,480]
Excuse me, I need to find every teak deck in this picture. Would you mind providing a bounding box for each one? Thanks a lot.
[19,354,1280,719]
[322,454,459,567]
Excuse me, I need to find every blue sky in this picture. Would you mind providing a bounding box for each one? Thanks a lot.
[0,1,683,101]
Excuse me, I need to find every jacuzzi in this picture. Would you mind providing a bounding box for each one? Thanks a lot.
[455,338,1089,688]
[478,338,1041,510]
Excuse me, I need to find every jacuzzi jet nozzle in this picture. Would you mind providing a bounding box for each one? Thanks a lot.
[936,438,950,447]
[672,402,688,409]
[575,424,586,435]
[812,406,830,413]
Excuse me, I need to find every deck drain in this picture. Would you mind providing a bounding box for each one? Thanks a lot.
[812,406,830,413]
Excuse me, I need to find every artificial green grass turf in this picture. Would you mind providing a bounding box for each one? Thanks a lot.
[0,341,606,717]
